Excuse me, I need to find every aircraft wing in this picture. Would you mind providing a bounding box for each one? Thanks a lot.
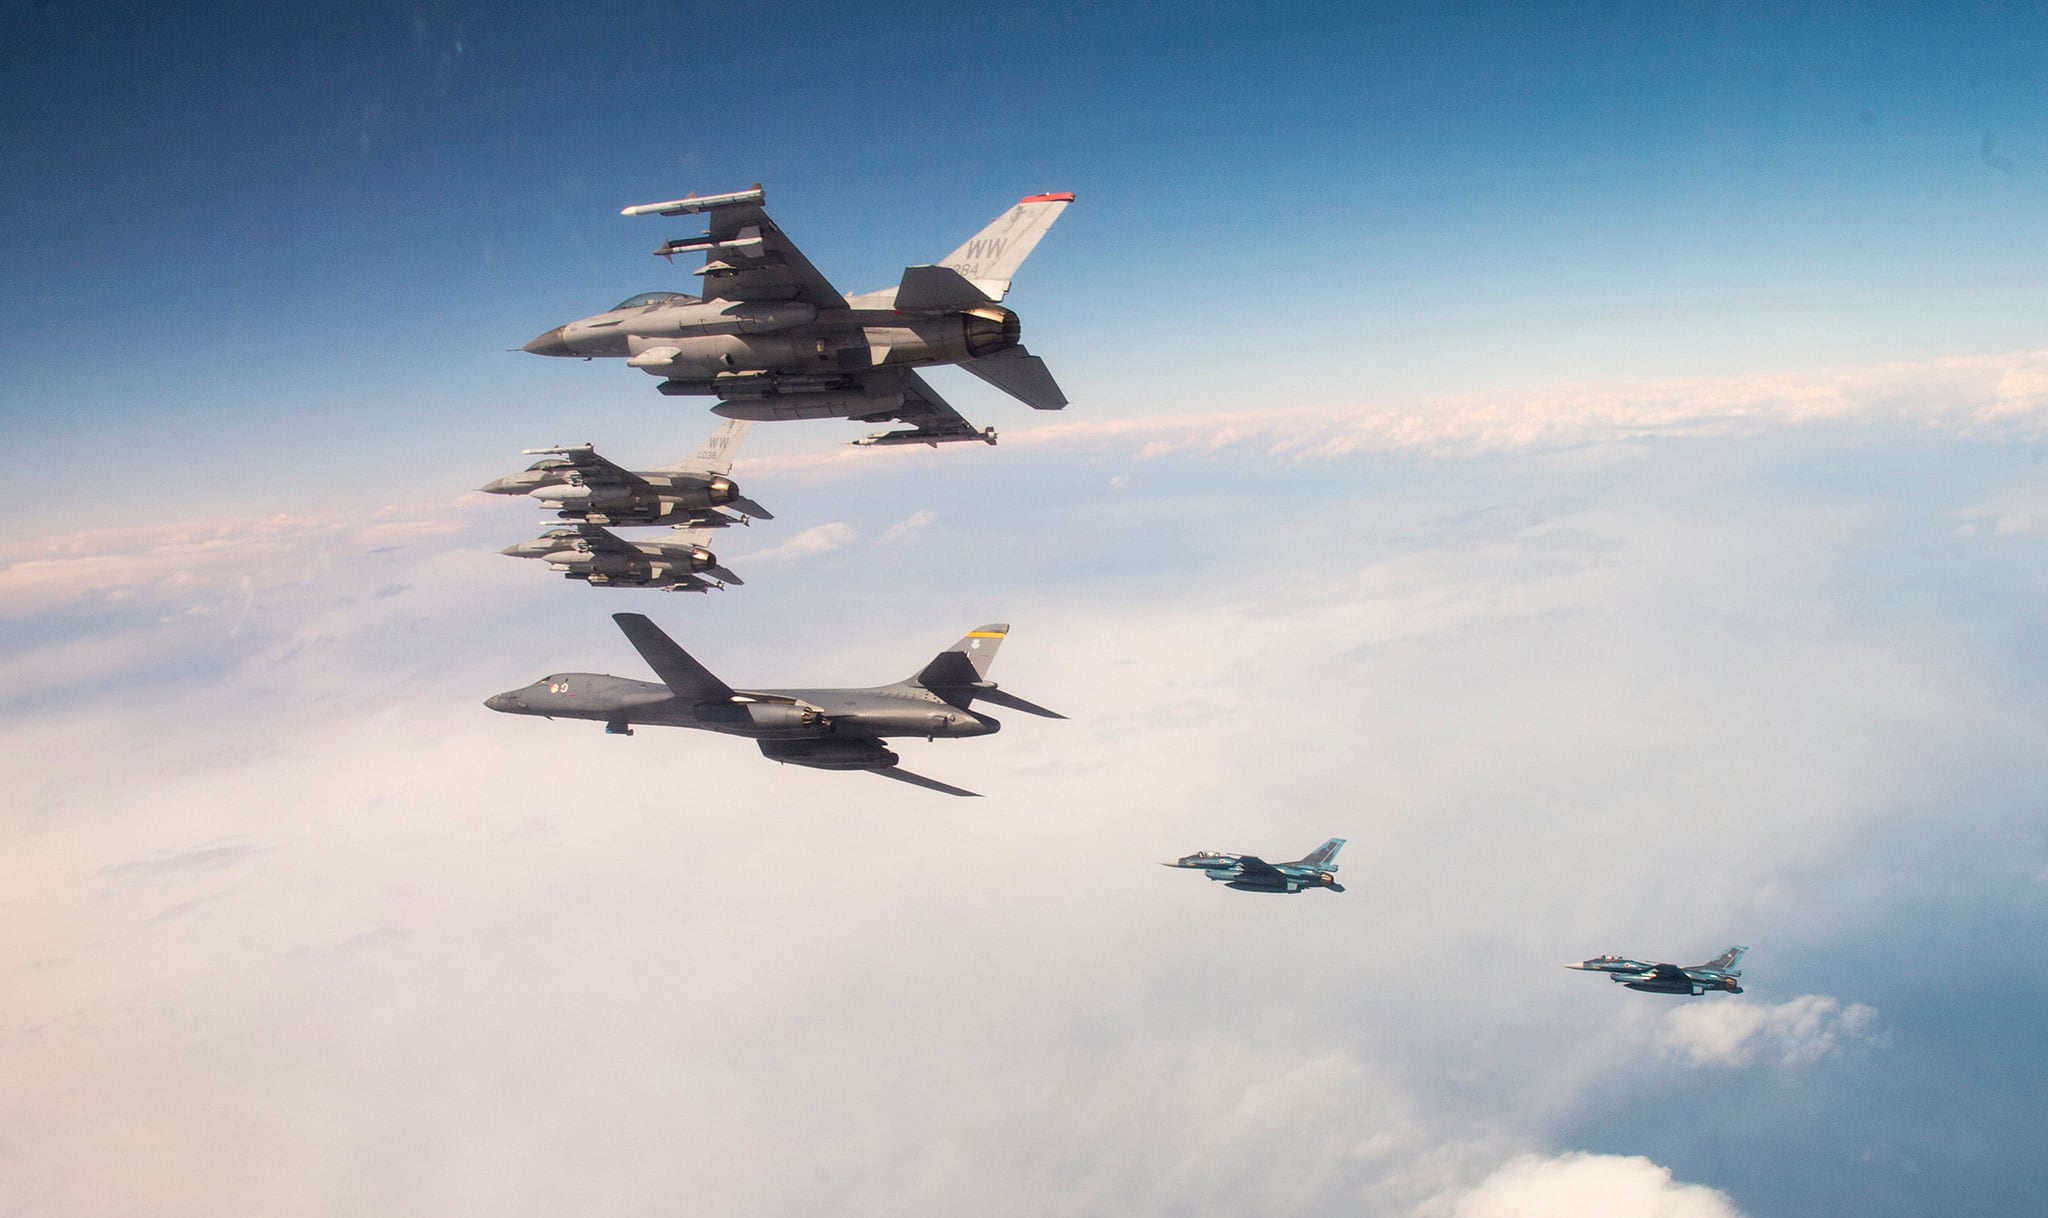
[622,186,847,309]
[870,766,981,797]
[570,523,639,554]
[524,444,642,486]
[850,369,994,446]
[612,613,737,702]
[1234,855,1282,878]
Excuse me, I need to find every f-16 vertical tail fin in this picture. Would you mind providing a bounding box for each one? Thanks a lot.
[936,193,1074,302]
[658,419,752,474]
[1697,946,1748,974]
[1293,838,1347,869]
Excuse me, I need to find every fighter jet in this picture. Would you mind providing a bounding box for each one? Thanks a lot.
[499,523,742,592]
[1566,946,1747,995]
[1162,839,1347,893]
[480,419,773,527]
[484,615,1063,796]
[520,185,1073,447]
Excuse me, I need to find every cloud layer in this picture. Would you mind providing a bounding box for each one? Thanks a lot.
[6,353,2048,1217]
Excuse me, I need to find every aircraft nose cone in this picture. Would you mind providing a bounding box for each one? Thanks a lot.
[479,476,518,494]
[500,543,531,557]
[484,692,516,712]
[522,325,573,357]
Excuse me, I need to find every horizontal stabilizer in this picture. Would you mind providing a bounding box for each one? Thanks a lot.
[872,767,981,797]
[728,495,774,520]
[971,685,1066,719]
[612,613,736,702]
[895,264,997,312]
[961,346,1067,411]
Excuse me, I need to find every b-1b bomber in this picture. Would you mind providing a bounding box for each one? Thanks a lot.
[485,614,1063,796]
[520,185,1074,447]
[1566,947,1748,995]
[1164,839,1348,893]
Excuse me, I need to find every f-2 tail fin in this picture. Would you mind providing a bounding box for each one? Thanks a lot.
[1697,946,1748,974]
[1294,838,1347,869]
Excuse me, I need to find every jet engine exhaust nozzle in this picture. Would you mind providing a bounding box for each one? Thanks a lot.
[962,307,1020,358]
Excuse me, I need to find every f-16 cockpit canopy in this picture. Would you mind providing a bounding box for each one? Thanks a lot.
[612,291,697,310]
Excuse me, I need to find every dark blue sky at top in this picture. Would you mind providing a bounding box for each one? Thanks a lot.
[5,0,2048,509]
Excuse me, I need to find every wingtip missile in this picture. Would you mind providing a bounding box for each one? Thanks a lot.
[620,185,767,217]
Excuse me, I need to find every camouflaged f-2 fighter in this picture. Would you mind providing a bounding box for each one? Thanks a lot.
[1163,839,1348,894]
[1566,947,1748,995]
[520,185,1073,447]
[485,615,1063,796]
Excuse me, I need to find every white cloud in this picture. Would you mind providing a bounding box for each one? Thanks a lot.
[733,346,2048,482]
[2,378,2042,1217]
[745,521,859,563]
[1436,1153,1746,1218]
[1657,996,1887,1067]
[878,509,937,542]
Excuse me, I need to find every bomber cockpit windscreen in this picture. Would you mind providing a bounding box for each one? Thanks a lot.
[612,291,697,310]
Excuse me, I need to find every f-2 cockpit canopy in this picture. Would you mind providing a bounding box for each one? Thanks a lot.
[611,291,698,310]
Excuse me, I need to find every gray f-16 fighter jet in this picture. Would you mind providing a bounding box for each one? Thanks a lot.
[499,523,741,592]
[1566,946,1747,995]
[521,185,1073,447]
[1163,838,1347,893]
[484,615,1063,796]
[480,419,772,527]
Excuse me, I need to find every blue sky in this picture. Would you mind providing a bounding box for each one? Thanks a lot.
[8,3,2048,520]
[5,5,2048,1217]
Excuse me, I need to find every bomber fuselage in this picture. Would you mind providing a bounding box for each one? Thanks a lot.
[483,673,1000,741]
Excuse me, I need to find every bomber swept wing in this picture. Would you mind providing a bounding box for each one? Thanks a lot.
[612,612,738,703]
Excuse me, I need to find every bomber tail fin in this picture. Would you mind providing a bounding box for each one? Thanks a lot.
[933,193,1074,302]
[905,624,1065,718]
[1697,945,1748,974]
[1294,838,1347,869]
[910,624,1010,688]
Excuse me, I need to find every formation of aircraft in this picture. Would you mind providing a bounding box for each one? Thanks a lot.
[520,185,1073,447]
[485,419,763,592]
[488,184,1752,997]
[1566,947,1748,995]
[1163,839,1348,893]
[485,614,1065,797]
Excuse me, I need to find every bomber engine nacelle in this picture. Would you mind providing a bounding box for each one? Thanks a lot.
[742,702,826,734]
[757,737,898,771]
